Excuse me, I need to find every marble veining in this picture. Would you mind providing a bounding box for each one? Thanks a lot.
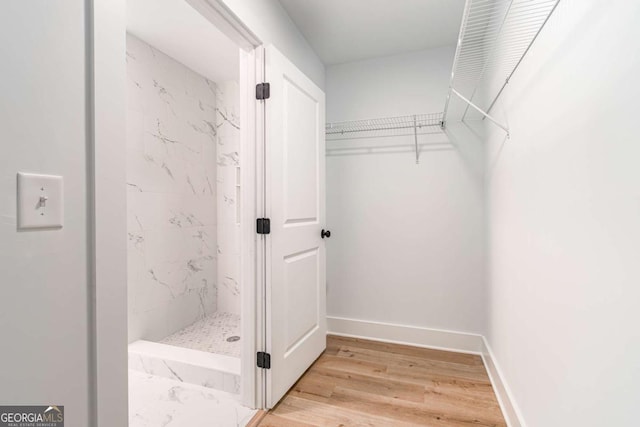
[129,338,240,394]
[129,370,255,427]
[126,33,218,343]
[129,350,240,395]
[216,81,242,315]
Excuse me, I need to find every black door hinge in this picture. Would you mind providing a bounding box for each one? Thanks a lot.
[256,218,271,235]
[257,351,271,369]
[256,82,270,100]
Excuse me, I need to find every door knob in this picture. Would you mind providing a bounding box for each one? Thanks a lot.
[321,229,331,239]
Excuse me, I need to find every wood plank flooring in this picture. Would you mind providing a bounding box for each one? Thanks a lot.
[257,335,506,427]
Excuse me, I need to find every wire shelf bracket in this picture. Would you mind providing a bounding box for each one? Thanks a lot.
[325,112,445,164]
[442,0,562,135]
[451,89,509,135]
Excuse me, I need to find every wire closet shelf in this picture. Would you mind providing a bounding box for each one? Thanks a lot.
[442,0,561,134]
[325,113,444,139]
[325,113,445,164]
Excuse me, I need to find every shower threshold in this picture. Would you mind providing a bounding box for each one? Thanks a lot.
[128,312,242,394]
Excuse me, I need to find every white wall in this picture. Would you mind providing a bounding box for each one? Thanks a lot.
[221,0,325,89]
[126,34,219,343]
[483,1,640,426]
[0,1,91,425]
[93,0,129,424]
[326,47,486,334]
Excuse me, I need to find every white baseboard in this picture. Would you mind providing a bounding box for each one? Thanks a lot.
[326,316,525,427]
[481,338,526,427]
[327,316,484,354]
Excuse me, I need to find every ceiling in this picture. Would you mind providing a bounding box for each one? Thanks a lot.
[278,0,465,65]
[127,0,239,82]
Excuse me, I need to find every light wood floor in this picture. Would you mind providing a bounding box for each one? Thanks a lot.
[255,335,506,426]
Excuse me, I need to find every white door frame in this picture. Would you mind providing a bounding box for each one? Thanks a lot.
[90,1,265,424]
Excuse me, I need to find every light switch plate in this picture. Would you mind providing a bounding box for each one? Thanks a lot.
[17,172,64,230]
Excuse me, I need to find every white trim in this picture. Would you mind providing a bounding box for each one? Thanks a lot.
[186,0,260,51]
[239,46,263,409]
[481,337,527,427]
[254,45,268,410]
[91,0,128,425]
[327,316,484,355]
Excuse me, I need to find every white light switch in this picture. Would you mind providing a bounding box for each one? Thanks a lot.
[17,172,64,230]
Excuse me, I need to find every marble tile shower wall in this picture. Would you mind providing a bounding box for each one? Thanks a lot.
[126,34,218,343]
[216,81,241,315]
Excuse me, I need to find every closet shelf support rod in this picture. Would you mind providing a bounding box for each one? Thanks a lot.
[413,115,419,164]
[451,88,509,135]
[442,0,474,128]
[484,0,562,116]
[461,0,515,122]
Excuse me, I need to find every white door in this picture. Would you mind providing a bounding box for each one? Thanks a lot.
[264,45,326,408]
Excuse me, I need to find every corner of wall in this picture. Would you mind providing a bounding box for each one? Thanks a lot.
[481,337,527,427]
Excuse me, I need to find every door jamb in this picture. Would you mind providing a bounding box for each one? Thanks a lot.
[239,44,266,409]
